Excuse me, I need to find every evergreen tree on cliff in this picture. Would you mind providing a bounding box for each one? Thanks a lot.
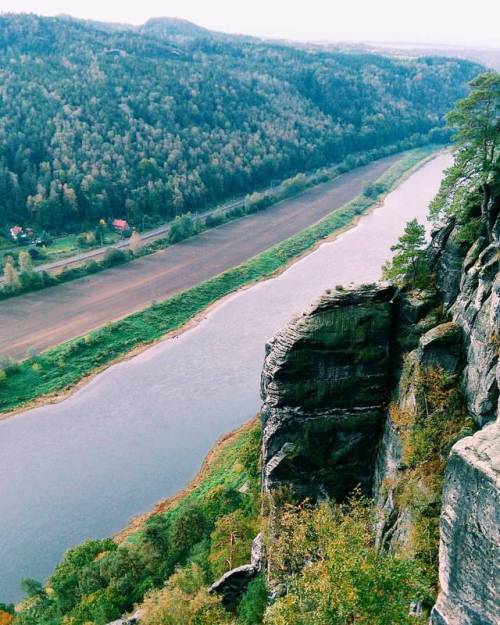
[431,72,500,238]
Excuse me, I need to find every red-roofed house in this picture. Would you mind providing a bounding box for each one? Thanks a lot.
[112,219,130,233]
[9,225,23,241]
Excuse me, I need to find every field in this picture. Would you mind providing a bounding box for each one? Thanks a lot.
[0,146,438,414]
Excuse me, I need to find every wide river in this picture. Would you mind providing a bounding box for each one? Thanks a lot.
[0,153,452,601]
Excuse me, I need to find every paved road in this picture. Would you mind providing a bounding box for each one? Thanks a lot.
[0,154,401,360]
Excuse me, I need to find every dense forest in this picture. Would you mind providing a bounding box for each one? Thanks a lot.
[0,14,481,233]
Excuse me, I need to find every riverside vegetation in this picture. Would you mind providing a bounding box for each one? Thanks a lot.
[0,145,436,413]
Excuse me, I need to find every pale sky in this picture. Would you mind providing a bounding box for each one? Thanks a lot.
[1,0,500,48]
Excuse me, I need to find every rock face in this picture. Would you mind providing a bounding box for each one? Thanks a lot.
[430,423,500,625]
[261,285,395,501]
[449,241,499,426]
[373,321,464,552]
[209,565,257,607]
[260,207,499,623]
[431,216,499,426]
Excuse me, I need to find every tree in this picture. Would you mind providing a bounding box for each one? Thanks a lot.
[3,258,20,290]
[129,230,143,255]
[209,510,256,577]
[382,219,428,288]
[434,73,500,238]
[143,514,171,554]
[264,498,430,625]
[19,250,34,275]
[171,505,207,554]
[20,578,44,598]
[168,213,196,244]
[237,575,268,625]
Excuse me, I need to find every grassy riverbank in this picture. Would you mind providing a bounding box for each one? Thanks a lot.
[0,145,439,414]
[13,418,262,623]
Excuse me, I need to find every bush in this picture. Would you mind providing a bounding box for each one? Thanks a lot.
[103,248,128,266]
[205,214,224,229]
[140,565,232,625]
[84,259,100,274]
[237,575,268,625]
[77,231,97,248]
[363,181,387,198]
[264,496,430,625]
[279,173,308,198]
[169,213,197,244]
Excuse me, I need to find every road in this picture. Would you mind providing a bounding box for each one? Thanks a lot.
[0,197,246,278]
[0,154,401,360]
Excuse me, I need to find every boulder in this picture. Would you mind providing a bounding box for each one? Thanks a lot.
[417,322,463,374]
[209,565,257,607]
[209,533,264,606]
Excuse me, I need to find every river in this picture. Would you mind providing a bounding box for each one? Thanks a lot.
[0,153,452,601]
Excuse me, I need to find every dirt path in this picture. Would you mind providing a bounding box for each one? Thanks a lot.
[0,154,400,360]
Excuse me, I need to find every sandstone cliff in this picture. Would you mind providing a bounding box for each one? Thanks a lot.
[261,285,395,501]
[261,208,499,623]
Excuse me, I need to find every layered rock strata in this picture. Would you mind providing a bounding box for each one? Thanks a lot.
[261,285,395,501]
[430,423,500,625]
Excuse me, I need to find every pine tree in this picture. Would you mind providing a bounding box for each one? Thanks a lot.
[382,219,428,288]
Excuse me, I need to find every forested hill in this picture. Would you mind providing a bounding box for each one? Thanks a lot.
[0,14,482,233]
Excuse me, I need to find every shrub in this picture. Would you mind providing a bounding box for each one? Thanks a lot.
[85,259,100,274]
[169,213,197,244]
[140,564,232,625]
[205,214,224,229]
[264,496,429,625]
[279,173,308,198]
[103,247,128,266]
[237,575,268,625]
[77,231,97,248]
[363,181,387,198]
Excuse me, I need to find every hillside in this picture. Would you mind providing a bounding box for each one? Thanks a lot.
[0,14,481,234]
[7,71,499,625]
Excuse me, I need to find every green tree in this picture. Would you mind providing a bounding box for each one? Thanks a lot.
[169,213,196,244]
[171,505,207,555]
[209,510,256,577]
[382,219,429,288]
[432,72,500,237]
[237,575,268,625]
[20,578,44,598]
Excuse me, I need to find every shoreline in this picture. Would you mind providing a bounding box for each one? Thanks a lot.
[114,416,259,543]
[0,148,442,422]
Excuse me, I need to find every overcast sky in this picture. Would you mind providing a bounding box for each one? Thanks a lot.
[2,0,500,47]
